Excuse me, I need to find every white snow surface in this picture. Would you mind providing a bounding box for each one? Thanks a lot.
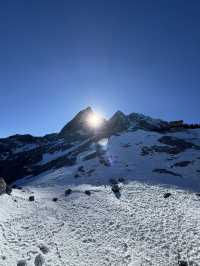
[1,129,200,265]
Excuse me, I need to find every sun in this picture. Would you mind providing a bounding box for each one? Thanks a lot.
[86,112,103,128]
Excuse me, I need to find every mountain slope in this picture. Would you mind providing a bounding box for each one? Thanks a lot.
[1,108,200,265]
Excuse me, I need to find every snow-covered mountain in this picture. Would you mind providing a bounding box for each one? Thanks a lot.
[1,107,200,265]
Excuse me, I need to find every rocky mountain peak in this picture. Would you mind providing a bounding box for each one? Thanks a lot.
[107,111,130,133]
[59,107,94,138]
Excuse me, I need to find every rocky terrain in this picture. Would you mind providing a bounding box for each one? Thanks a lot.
[0,107,200,265]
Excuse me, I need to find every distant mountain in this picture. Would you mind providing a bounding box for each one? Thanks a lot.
[0,107,199,184]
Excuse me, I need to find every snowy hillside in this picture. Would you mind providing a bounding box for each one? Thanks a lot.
[1,109,200,265]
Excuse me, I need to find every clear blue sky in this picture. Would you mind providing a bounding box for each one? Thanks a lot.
[0,0,200,137]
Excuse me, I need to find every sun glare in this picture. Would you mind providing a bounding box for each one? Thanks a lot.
[87,112,102,128]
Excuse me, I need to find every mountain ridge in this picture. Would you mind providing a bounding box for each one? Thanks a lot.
[0,107,200,184]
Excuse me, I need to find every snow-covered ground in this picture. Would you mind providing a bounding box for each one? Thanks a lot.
[1,129,200,265]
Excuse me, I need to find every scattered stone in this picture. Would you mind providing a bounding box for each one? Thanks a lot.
[1,255,6,260]
[52,197,58,202]
[29,196,35,201]
[39,244,49,254]
[34,254,45,266]
[65,188,72,196]
[17,260,27,266]
[78,166,85,172]
[0,177,7,195]
[196,193,200,197]
[163,193,171,198]
[178,261,188,266]
[85,190,91,196]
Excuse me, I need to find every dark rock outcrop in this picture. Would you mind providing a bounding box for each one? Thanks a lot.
[17,260,27,266]
[153,169,182,177]
[34,254,44,266]
[0,177,6,195]
[29,196,35,201]
[65,189,72,196]
[163,193,171,198]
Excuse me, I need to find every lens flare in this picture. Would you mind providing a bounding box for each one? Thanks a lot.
[86,112,102,128]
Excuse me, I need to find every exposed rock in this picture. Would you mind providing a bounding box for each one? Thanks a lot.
[172,160,193,167]
[85,190,91,196]
[34,254,45,266]
[17,260,27,266]
[99,158,111,167]
[29,196,35,201]
[59,107,101,138]
[158,136,197,152]
[111,184,121,199]
[52,197,58,202]
[83,152,97,161]
[128,112,169,131]
[6,185,12,195]
[39,244,49,254]
[107,111,129,134]
[142,136,199,157]
[178,261,188,266]
[163,193,171,198]
[65,188,72,196]
[78,166,85,173]
[153,169,182,177]
[0,177,6,195]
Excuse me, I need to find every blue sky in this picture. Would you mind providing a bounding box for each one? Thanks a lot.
[0,0,200,137]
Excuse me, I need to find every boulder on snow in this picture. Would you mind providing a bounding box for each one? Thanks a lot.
[17,260,27,266]
[111,184,120,193]
[29,196,35,201]
[111,184,121,199]
[52,197,58,202]
[85,190,91,196]
[0,177,7,195]
[65,188,72,196]
[178,261,188,266]
[39,244,49,254]
[34,254,45,266]
[163,193,171,198]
